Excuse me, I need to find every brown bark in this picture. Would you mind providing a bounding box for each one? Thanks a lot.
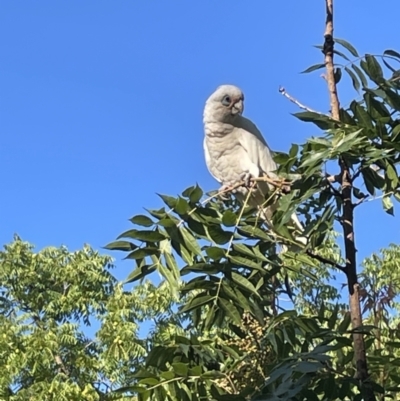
[322,1,375,399]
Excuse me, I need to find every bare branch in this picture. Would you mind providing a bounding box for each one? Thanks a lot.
[279,86,322,114]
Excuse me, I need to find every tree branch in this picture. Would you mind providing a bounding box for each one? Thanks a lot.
[323,1,340,120]
[306,250,346,273]
[323,1,373,397]
[279,86,322,114]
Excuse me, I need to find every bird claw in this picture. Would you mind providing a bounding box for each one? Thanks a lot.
[240,172,252,187]
[218,184,235,199]
[240,172,257,192]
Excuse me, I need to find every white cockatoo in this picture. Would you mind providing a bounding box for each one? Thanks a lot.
[203,84,305,246]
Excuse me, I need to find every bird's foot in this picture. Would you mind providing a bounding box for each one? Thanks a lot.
[240,172,257,192]
[218,184,235,199]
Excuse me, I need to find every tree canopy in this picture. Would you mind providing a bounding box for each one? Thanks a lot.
[3,1,400,400]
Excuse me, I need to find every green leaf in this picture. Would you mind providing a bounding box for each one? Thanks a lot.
[201,371,226,380]
[383,196,394,215]
[365,54,384,82]
[207,225,232,245]
[158,217,178,227]
[187,218,207,237]
[386,164,399,187]
[344,66,360,92]
[334,38,359,57]
[181,226,203,257]
[228,255,262,271]
[175,197,190,214]
[233,243,267,261]
[353,187,367,200]
[350,101,373,128]
[334,67,342,84]
[164,252,180,281]
[232,287,252,311]
[118,229,166,242]
[222,210,237,227]
[218,298,241,325]
[383,88,400,111]
[352,64,368,88]
[182,185,195,197]
[384,49,400,59]
[129,215,154,227]
[103,240,137,251]
[139,378,160,386]
[145,207,167,219]
[189,184,203,203]
[295,361,322,374]
[125,248,160,259]
[160,371,175,380]
[301,63,325,74]
[307,136,332,148]
[328,304,339,330]
[364,93,391,119]
[361,169,375,196]
[157,194,177,209]
[289,143,299,158]
[172,362,188,377]
[125,264,157,283]
[293,111,333,130]
[231,272,260,297]
[205,246,226,260]
[300,150,330,169]
[237,225,271,240]
[273,152,290,164]
[180,294,214,313]
[366,166,385,190]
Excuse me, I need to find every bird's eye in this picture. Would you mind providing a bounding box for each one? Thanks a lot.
[221,95,231,106]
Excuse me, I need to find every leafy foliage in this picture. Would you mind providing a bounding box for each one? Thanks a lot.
[0,237,178,400]
[4,39,400,401]
[105,41,400,401]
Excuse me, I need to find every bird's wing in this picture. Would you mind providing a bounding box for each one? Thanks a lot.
[235,116,278,177]
[203,137,222,183]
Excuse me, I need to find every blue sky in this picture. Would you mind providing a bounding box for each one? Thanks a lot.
[1,1,400,282]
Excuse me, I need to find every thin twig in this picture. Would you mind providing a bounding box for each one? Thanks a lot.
[354,191,393,208]
[306,250,346,273]
[279,86,323,114]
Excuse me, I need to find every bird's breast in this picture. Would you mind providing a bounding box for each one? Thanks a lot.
[204,125,246,185]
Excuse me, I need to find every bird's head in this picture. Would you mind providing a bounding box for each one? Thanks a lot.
[203,84,244,123]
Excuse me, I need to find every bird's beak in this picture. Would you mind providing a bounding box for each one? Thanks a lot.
[231,98,244,115]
